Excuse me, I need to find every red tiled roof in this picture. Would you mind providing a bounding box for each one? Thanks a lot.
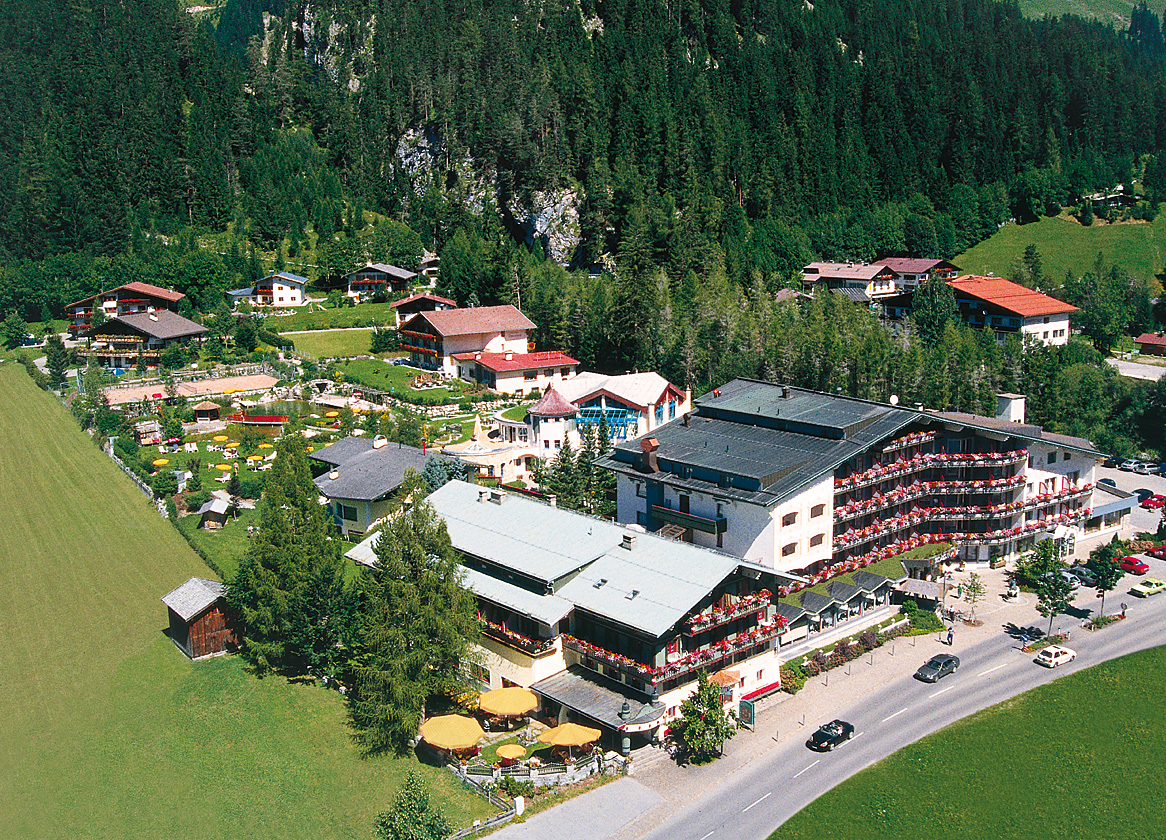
[389,292,457,309]
[410,304,536,337]
[949,275,1078,318]
[878,258,958,274]
[122,281,185,302]
[528,386,578,417]
[451,350,579,373]
[1135,332,1166,346]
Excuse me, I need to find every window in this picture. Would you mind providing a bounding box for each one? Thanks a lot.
[756,670,764,682]
[810,533,825,547]
[1043,332,1049,340]
[669,400,677,420]
[464,661,490,687]
[524,370,537,381]
[635,482,646,498]
[781,542,797,557]
[1043,316,1050,324]
[782,512,798,527]
[655,404,664,424]
[1063,451,1071,461]
[544,440,550,449]
[560,367,571,377]
[811,504,825,518]
[716,502,724,517]
[554,440,561,449]
[338,503,358,521]
[1047,451,1056,464]
[637,511,648,525]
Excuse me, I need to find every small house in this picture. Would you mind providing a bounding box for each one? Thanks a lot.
[1134,332,1166,357]
[346,263,418,299]
[197,497,232,530]
[161,577,238,660]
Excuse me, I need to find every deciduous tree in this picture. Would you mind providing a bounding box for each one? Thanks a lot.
[677,670,740,764]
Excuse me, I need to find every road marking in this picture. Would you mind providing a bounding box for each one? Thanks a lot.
[851,731,865,740]
[742,792,772,813]
[793,760,819,779]
[699,832,715,840]
[882,708,909,722]
[929,684,957,698]
[978,663,1007,676]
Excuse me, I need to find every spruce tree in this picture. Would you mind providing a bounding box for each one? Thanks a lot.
[350,473,478,754]
[228,434,344,674]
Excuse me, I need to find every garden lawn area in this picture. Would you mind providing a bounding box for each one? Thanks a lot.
[956,213,1166,285]
[337,358,470,403]
[501,402,532,421]
[175,506,259,581]
[286,328,374,359]
[0,362,491,840]
[265,301,399,331]
[771,644,1166,840]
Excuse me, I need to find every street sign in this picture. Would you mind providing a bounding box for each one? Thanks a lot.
[739,699,755,730]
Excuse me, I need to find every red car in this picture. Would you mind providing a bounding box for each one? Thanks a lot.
[1121,556,1150,575]
[1148,545,1166,561]
[1140,495,1166,510]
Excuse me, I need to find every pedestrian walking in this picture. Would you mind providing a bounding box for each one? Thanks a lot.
[947,626,954,646]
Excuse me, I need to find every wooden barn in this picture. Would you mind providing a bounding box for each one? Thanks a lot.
[161,577,238,660]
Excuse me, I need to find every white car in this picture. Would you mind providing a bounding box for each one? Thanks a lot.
[1035,645,1076,668]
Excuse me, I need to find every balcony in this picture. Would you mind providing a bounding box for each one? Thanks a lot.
[400,343,439,356]
[834,475,1027,523]
[650,504,727,535]
[685,592,770,635]
[479,620,558,657]
[881,431,937,454]
[835,450,1027,493]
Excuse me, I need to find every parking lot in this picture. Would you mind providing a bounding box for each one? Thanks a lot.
[1095,465,1166,537]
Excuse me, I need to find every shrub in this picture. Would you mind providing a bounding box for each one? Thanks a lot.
[780,666,807,694]
[909,608,944,632]
[184,490,212,513]
[810,649,829,673]
[858,630,878,652]
[497,776,536,798]
[834,639,854,662]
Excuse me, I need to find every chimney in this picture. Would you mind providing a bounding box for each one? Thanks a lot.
[478,489,490,503]
[504,351,514,361]
[640,436,660,473]
[329,469,339,481]
[372,435,387,449]
[489,489,506,505]
[148,313,159,321]
[621,533,637,551]
[546,493,557,508]
[782,385,791,399]
[683,413,690,427]
[475,352,481,360]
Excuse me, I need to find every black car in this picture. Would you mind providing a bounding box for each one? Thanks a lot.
[806,719,855,752]
[914,654,960,683]
[1102,456,1121,468]
[1134,488,1155,503]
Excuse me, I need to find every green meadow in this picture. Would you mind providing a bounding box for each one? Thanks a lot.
[0,362,490,840]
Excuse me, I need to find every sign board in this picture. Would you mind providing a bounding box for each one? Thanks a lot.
[739,699,755,730]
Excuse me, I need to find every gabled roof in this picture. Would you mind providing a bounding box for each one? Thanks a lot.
[949,275,1078,318]
[346,263,417,281]
[197,498,231,516]
[261,271,308,286]
[309,436,375,467]
[1135,332,1166,347]
[84,310,208,341]
[529,386,578,417]
[68,281,184,308]
[161,577,226,622]
[556,372,683,411]
[933,411,1099,455]
[877,258,958,275]
[803,262,894,281]
[452,350,578,373]
[312,439,431,502]
[406,305,535,337]
[389,292,457,309]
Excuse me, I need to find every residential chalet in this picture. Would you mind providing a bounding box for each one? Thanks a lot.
[399,304,536,375]
[882,275,1078,346]
[81,310,208,368]
[227,272,308,307]
[67,282,186,336]
[877,258,960,292]
[599,378,1131,574]
[310,435,435,538]
[453,349,580,396]
[346,263,418,299]
[388,292,457,328]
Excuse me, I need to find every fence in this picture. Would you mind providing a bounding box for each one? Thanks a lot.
[99,363,279,392]
[105,443,158,502]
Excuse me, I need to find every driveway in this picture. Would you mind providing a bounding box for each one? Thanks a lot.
[1108,357,1165,381]
[1095,465,1166,536]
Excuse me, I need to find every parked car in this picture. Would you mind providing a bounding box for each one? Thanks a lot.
[806,719,855,752]
[1035,645,1076,668]
[1146,545,1166,561]
[1068,566,1097,587]
[1140,494,1166,510]
[1102,456,1121,468]
[1133,462,1160,475]
[1130,577,1166,598]
[1098,478,1117,488]
[1119,460,1139,471]
[914,654,960,683]
[1120,556,1150,575]
[1133,489,1155,503]
[1042,570,1080,591]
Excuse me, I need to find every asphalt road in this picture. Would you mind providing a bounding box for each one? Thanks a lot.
[1107,357,1166,381]
[641,567,1166,840]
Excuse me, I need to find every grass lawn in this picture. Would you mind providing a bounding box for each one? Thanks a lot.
[0,362,491,840]
[955,213,1166,285]
[501,403,532,421]
[338,358,471,403]
[265,301,399,331]
[287,328,374,359]
[175,506,259,581]
[770,645,1166,840]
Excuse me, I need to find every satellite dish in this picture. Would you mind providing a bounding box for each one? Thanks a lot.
[890,394,899,405]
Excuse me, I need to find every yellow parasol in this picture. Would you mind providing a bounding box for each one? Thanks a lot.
[213,435,229,442]
[478,687,538,718]
[258,443,274,449]
[418,715,484,751]
[537,722,601,748]
[152,458,169,466]
[215,464,233,472]
[226,441,239,448]
[323,441,333,446]
[495,744,527,761]
[325,410,340,418]
[246,455,262,462]
[306,446,314,452]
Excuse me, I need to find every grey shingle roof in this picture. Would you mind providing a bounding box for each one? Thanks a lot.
[313,441,432,502]
[530,666,665,730]
[85,310,208,341]
[798,591,836,616]
[161,578,225,622]
[461,567,573,627]
[309,436,375,467]
[825,581,862,603]
[852,568,902,589]
[934,412,1100,455]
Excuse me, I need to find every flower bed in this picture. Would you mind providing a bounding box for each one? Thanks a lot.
[480,618,557,656]
[687,591,770,633]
